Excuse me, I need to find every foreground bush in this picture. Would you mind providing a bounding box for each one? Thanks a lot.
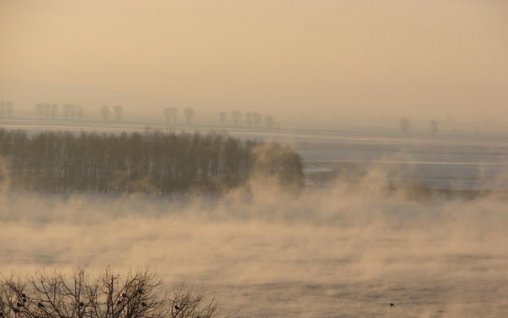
[0,129,303,194]
[0,270,216,318]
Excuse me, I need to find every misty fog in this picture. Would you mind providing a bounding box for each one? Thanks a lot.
[2,0,508,317]
[1,170,508,317]
[2,0,508,128]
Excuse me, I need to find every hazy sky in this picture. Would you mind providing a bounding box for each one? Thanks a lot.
[1,0,507,123]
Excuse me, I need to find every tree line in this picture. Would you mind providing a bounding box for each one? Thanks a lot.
[0,129,303,194]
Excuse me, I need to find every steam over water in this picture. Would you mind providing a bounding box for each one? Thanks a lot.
[287,129,508,192]
[1,130,508,317]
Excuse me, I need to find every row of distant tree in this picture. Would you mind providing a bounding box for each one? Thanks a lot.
[34,103,86,120]
[33,103,124,122]
[3,100,440,133]
[0,129,304,194]
[219,111,274,128]
[162,107,194,125]
[25,103,276,128]
[399,117,440,134]
[100,105,123,121]
[162,107,275,127]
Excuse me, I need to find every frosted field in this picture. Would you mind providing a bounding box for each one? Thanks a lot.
[1,122,508,317]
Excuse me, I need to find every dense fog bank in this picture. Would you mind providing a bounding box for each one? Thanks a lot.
[1,173,508,317]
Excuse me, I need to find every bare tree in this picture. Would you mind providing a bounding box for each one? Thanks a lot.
[183,108,194,125]
[62,104,83,120]
[399,117,411,133]
[172,108,179,124]
[245,112,253,127]
[114,106,123,122]
[44,104,52,119]
[230,111,241,126]
[163,108,178,125]
[429,119,438,135]
[35,103,53,119]
[0,101,13,118]
[7,102,13,118]
[101,106,111,121]
[252,112,261,128]
[34,103,44,118]
[63,104,72,119]
[0,101,5,118]
[219,112,227,126]
[76,105,84,120]
[50,104,59,120]
[0,269,217,318]
[164,107,171,124]
[252,142,305,192]
[264,115,274,128]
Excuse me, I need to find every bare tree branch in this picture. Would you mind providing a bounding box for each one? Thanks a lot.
[1,270,217,318]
